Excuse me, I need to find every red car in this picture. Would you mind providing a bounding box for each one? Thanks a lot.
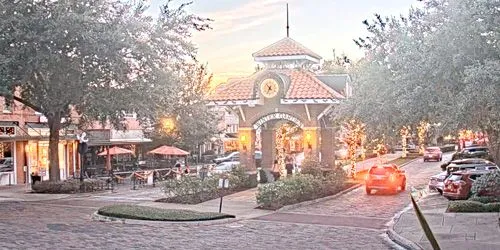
[443,169,490,200]
[424,147,442,162]
[365,164,406,194]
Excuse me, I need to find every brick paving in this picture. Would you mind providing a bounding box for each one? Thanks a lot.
[0,156,448,250]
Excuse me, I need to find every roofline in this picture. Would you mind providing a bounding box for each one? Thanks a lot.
[316,73,352,82]
[207,98,342,106]
[252,37,323,60]
[254,55,321,63]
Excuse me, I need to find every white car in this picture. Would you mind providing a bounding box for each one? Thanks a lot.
[428,171,448,195]
[213,161,240,174]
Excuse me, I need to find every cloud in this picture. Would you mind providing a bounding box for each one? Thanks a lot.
[197,0,293,39]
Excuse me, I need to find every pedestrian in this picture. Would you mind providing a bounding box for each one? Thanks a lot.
[285,155,293,176]
[271,160,280,181]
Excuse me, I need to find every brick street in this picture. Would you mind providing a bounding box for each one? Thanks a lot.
[0,156,446,250]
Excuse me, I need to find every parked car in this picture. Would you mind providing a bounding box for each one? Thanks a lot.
[213,161,240,174]
[423,147,442,162]
[441,158,497,171]
[445,158,498,174]
[428,171,448,195]
[451,146,493,161]
[365,164,406,194]
[213,151,240,164]
[0,157,13,172]
[442,169,492,200]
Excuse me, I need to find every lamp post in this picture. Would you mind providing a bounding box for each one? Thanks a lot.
[77,132,89,190]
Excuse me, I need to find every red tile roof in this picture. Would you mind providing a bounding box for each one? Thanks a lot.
[252,37,322,60]
[207,69,345,102]
[285,71,345,99]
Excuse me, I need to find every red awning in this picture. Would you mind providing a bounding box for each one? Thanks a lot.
[98,146,134,156]
[147,146,190,156]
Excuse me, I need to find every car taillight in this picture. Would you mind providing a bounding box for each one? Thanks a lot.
[389,174,396,182]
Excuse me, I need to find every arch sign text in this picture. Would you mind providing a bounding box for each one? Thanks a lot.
[253,113,304,129]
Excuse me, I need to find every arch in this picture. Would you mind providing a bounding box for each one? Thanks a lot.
[252,112,304,130]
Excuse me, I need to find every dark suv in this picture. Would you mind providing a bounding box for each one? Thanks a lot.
[451,146,493,161]
[365,164,406,194]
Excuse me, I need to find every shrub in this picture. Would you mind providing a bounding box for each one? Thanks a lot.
[258,168,268,183]
[447,201,500,213]
[300,157,323,177]
[468,196,500,204]
[98,205,234,221]
[162,175,219,203]
[256,172,347,210]
[470,171,500,197]
[228,166,258,189]
[32,179,106,193]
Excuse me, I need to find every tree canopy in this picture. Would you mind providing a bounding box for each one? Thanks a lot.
[333,0,500,162]
[0,0,211,180]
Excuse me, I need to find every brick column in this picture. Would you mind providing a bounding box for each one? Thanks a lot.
[320,127,336,168]
[303,127,319,160]
[238,128,256,170]
[261,129,275,169]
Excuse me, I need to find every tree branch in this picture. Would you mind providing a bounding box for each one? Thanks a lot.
[0,93,43,113]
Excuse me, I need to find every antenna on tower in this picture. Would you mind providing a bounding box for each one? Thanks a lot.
[286,3,290,37]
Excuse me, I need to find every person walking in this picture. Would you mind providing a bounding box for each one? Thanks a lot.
[271,160,280,181]
[285,155,293,176]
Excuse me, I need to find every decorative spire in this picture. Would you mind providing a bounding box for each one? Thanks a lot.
[286,3,290,37]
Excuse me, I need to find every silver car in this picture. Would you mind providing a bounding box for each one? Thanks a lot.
[428,171,448,195]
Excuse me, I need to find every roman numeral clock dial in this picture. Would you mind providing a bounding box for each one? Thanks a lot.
[260,79,279,98]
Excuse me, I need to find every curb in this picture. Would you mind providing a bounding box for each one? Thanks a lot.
[90,211,240,226]
[386,228,424,250]
[276,157,420,213]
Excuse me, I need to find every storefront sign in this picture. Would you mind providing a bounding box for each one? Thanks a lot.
[253,113,304,129]
[0,126,15,137]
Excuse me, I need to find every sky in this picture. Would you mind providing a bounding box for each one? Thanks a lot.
[148,0,422,84]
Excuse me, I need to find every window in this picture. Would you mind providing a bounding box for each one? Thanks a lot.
[0,126,15,136]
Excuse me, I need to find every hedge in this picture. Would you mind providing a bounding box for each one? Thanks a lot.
[32,179,106,193]
[98,205,235,221]
[447,200,500,213]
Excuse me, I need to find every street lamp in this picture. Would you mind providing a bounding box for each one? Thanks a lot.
[161,117,175,132]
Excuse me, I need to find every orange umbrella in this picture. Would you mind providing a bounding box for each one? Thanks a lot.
[147,145,190,156]
[98,146,134,156]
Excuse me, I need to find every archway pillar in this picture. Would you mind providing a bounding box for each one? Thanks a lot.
[261,129,275,169]
[320,127,336,168]
[303,127,319,160]
[238,127,256,171]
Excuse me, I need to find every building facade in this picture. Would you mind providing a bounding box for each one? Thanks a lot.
[208,37,352,174]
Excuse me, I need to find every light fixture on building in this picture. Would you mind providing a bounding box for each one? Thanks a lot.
[240,135,247,151]
[306,132,312,149]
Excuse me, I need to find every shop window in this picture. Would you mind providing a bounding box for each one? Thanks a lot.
[0,126,15,136]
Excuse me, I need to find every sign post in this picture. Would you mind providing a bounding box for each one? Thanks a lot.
[218,175,229,213]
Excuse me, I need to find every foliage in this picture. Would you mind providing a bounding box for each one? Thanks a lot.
[256,172,348,210]
[320,51,353,74]
[97,205,234,221]
[300,157,324,177]
[439,145,456,153]
[32,179,106,193]
[160,166,256,204]
[447,201,500,213]
[333,0,500,163]
[468,196,500,204]
[147,64,221,151]
[258,168,268,183]
[470,171,500,197]
[0,0,211,180]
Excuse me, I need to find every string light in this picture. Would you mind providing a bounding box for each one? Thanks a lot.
[341,120,365,179]
[417,121,429,154]
[400,126,411,158]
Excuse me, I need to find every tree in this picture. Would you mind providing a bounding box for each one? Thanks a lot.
[335,0,500,162]
[0,0,211,180]
[147,64,221,152]
[320,51,352,74]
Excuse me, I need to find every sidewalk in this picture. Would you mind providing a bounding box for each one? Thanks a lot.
[141,187,272,220]
[0,185,70,202]
[392,194,500,250]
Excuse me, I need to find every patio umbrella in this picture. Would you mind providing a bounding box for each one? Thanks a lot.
[98,146,135,156]
[147,145,190,156]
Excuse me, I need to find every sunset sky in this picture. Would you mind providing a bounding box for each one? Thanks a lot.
[149,0,422,83]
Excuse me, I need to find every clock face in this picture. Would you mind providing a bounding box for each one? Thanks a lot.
[260,79,279,98]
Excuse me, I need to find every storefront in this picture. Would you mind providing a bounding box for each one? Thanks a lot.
[25,140,78,181]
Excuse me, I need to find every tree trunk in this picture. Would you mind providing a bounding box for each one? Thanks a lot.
[48,112,62,181]
[486,128,500,164]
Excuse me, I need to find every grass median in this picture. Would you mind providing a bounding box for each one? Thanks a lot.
[98,204,235,221]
